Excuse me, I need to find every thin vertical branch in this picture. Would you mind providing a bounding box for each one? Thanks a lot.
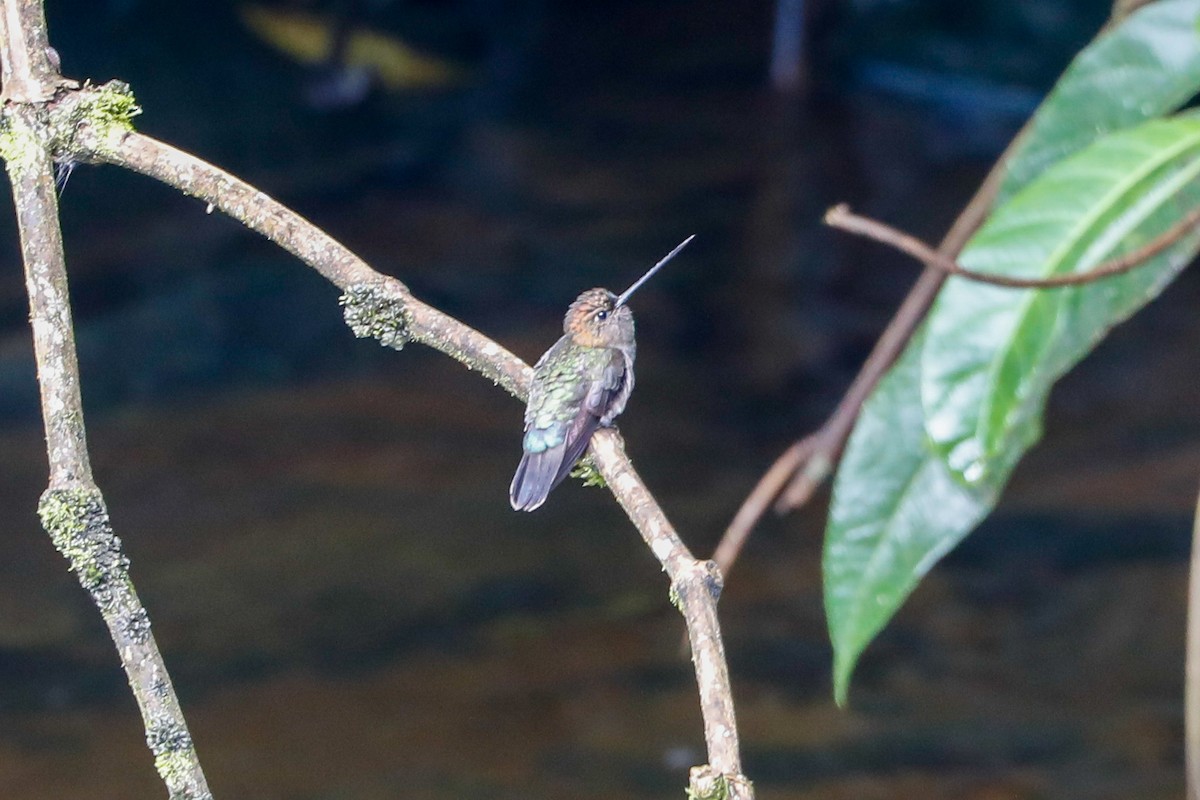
[1187,480,1200,800]
[0,2,211,798]
[8,112,92,481]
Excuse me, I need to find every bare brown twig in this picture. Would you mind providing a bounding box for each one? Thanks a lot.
[67,111,751,797]
[711,438,811,575]
[772,140,1015,512]
[1109,0,1160,28]
[716,0,1196,584]
[713,112,1021,580]
[825,202,1200,289]
[718,181,1200,582]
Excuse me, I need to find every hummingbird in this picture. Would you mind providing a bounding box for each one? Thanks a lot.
[509,236,695,511]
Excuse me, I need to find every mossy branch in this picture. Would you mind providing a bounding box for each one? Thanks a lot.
[39,490,207,798]
[1,3,211,798]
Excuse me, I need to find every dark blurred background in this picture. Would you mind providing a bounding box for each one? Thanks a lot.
[0,1,1196,797]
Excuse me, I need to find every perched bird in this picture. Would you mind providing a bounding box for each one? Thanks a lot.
[510,236,694,511]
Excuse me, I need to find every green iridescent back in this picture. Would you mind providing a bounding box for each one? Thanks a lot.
[523,338,625,453]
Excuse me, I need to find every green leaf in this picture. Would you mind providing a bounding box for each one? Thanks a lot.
[823,1,1200,706]
[999,0,1200,205]
[824,334,997,705]
[923,112,1200,484]
[825,115,1200,703]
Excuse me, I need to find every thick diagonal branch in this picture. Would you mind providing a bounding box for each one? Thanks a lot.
[76,126,531,396]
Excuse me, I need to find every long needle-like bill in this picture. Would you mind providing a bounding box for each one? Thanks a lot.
[615,234,695,307]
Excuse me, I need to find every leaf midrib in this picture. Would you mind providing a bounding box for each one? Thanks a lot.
[966,118,1200,473]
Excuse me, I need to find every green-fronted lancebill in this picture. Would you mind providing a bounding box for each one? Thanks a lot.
[510,236,694,511]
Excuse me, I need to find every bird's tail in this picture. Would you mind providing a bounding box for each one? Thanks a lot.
[509,447,567,511]
[511,416,601,511]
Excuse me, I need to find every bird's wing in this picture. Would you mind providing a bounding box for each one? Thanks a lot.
[549,348,627,486]
[511,348,626,511]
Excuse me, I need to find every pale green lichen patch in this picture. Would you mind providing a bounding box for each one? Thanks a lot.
[340,284,412,350]
[147,717,210,799]
[146,717,194,757]
[38,488,131,611]
[119,606,153,645]
[86,81,142,128]
[153,751,204,797]
[569,455,607,488]
[0,115,44,178]
[687,767,732,800]
[1,80,141,176]
[52,80,141,159]
[668,582,683,612]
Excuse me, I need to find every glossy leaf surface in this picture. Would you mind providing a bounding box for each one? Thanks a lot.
[824,336,997,705]
[999,0,1200,205]
[923,113,1200,484]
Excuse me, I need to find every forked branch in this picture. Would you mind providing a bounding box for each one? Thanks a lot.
[63,93,751,797]
[713,179,999,579]
[715,191,1200,581]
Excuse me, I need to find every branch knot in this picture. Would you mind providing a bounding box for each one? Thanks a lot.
[51,80,140,163]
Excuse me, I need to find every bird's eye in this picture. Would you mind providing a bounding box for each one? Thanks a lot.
[597,309,609,321]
